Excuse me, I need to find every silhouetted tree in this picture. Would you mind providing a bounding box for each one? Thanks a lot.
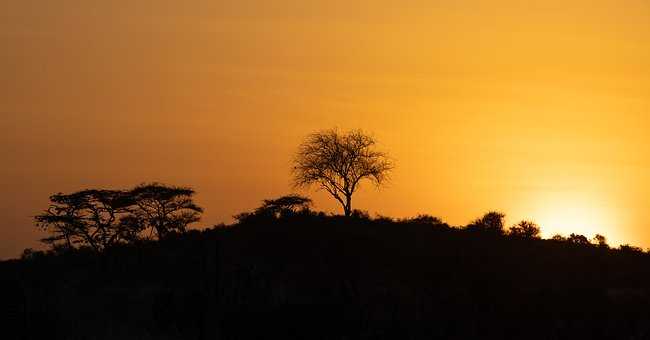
[257,195,313,218]
[34,189,135,251]
[401,214,448,227]
[466,211,506,235]
[127,183,203,239]
[350,209,371,220]
[593,234,608,248]
[232,211,255,224]
[619,244,643,253]
[20,248,46,261]
[35,184,203,250]
[551,234,567,241]
[234,195,313,223]
[292,129,393,217]
[567,233,590,245]
[508,220,541,239]
[374,214,395,223]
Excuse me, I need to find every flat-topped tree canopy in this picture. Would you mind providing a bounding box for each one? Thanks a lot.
[35,189,136,251]
[127,183,204,238]
[34,183,203,251]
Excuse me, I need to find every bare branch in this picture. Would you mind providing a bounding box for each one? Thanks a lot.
[291,128,393,216]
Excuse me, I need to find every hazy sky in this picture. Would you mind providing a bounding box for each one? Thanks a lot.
[1,0,649,258]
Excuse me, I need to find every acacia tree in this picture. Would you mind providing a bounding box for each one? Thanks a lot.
[257,195,313,218]
[35,183,203,251]
[234,194,313,222]
[34,189,136,251]
[292,129,393,217]
[127,183,203,239]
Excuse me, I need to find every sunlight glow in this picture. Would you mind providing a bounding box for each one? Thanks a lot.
[1,0,649,258]
[532,192,620,244]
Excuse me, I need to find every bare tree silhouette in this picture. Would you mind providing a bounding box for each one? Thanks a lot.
[292,129,393,217]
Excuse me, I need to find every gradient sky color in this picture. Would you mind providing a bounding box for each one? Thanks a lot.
[1,0,649,258]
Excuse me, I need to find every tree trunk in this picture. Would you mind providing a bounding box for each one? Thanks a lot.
[344,195,352,217]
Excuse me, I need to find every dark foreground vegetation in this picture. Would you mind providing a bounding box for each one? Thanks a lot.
[2,129,647,339]
[3,208,650,339]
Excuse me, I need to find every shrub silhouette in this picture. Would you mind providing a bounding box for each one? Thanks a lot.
[508,220,541,239]
[593,234,609,248]
[466,211,506,235]
[400,214,449,229]
[619,244,643,253]
[551,234,567,241]
[234,194,315,223]
[257,194,313,218]
[567,233,590,245]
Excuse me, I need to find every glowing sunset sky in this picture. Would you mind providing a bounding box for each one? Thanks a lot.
[1,0,649,258]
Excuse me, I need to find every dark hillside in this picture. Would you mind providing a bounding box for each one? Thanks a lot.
[2,214,650,339]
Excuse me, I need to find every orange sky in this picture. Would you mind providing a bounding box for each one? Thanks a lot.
[1,0,649,258]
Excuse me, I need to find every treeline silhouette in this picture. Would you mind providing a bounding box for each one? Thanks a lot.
[33,183,203,252]
[3,192,650,339]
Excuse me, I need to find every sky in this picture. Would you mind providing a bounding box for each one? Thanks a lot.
[1,0,649,258]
